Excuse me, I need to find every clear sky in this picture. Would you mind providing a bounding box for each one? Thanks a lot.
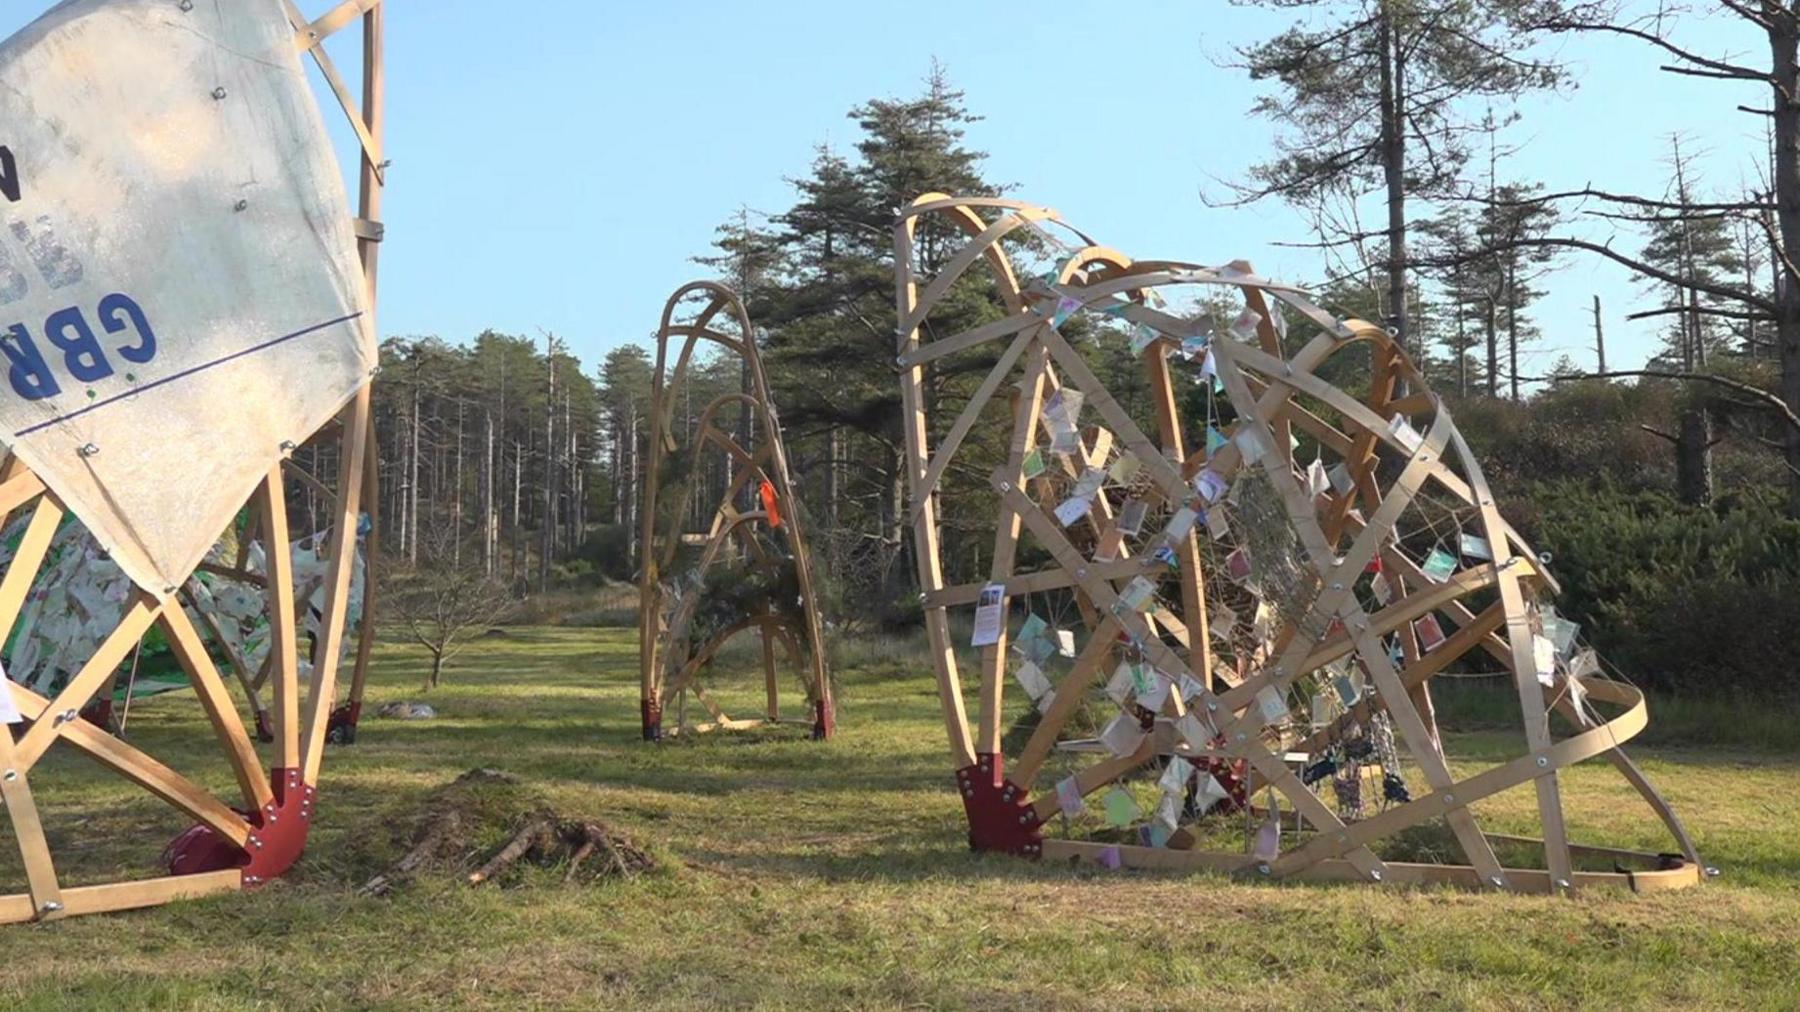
[1,1,1771,379]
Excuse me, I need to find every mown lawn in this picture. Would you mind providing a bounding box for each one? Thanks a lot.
[0,626,1797,1010]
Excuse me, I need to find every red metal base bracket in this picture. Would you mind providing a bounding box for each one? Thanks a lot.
[641,698,662,741]
[326,700,362,745]
[957,753,1042,857]
[811,699,834,740]
[164,767,316,888]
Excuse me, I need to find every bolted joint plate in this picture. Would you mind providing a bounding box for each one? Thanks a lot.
[163,767,316,888]
[956,753,1042,858]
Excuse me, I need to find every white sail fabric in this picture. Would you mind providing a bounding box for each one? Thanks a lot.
[0,0,373,595]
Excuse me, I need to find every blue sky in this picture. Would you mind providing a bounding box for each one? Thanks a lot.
[3,1,1771,379]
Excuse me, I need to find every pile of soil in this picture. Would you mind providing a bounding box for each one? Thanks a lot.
[358,769,656,896]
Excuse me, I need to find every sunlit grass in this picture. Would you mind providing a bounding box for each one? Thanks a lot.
[0,627,1794,1010]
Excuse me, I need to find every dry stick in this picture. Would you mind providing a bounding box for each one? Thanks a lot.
[467,817,550,885]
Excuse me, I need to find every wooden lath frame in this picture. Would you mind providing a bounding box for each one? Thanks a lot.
[636,281,834,740]
[0,0,387,925]
[896,193,1701,894]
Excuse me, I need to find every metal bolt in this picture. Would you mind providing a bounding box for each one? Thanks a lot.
[999,481,1012,492]
[1443,794,1454,804]
[77,443,99,457]
[2,770,15,782]
[1331,582,1343,591]
[1234,733,1246,742]
[212,86,228,100]
[1705,866,1721,878]
[1555,878,1571,890]
[179,0,192,10]
[39,901,61,914]
[60,709,77,723]
[1206,701,1217,712]
[1370,869,1383,882]
[1018,814,1030,824]
[234,199,248,212]
[1491,876,1505,888]
[1536,756,1549,768]
[1257,863,1271,876]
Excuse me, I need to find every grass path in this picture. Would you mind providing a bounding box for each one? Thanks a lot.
[0,627,1796,1010]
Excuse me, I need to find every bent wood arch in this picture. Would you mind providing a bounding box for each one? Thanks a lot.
[895,193,1698,894]
[636,282,833,740]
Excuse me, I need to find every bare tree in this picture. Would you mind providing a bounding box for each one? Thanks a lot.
[386,526,517,689]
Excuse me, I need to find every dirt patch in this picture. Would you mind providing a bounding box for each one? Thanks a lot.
[358,768,656,896]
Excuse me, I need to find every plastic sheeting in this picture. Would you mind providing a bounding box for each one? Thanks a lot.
[0,0,374,595]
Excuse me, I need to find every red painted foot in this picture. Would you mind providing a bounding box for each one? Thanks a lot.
[326,700,362,745]
[811,699,835,740]
[641,698,662,741]
[956,753,1042,857]
[164,767,316,887]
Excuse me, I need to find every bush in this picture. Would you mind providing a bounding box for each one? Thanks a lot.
[1511,479,1800,700]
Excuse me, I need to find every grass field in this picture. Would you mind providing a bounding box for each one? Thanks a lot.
[1,626,1797,1010]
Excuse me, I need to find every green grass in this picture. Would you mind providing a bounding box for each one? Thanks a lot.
[1,627,1797,1010]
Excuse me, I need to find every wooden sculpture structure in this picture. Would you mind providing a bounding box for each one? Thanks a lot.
[896,193,1701,893]
[637,282,834,740]
[0,0,387,924]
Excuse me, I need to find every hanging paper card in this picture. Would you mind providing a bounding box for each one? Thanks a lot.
[1306,459,1331,498]
[1415,613,1446,653]
[1108,452,1141,483]
[1333,670,1360,707]
[1200,348,1218,384]
[1021,448,1046,479]
[1055,776,1085,816]
[1229,306,1262,341]
[1128,663,1158,697]
[0,0,377,595]
[1100,711,1147,757]
[1181,334,1209,360]
[1421,548,1458,583]
[1255,685,1289,724]
[1163,506,1198,542]
[1205,425,1228,456]
[1051,295,1081,327]
[1311,693,1332,728]
[1050,426,1082,454]
[1252,600,1276,641]
[1153,793,1181,833]
[1387,415,1425,453]
[1253,814,1281,861]
[1042,388,1084,428]
[970,584,1005,647]
[1194,469,1229,503]
[1370,571,1392,605]
[1129,323,1158,355]
[1565,671,1594,727]
[1014,659,1054,704]
[1100,787,1138,827]
[1269,301,1288,340]
[1137,670,1172,711]
[1459,532,1492,561]
[1328,462,1355,494]
[1096,845,1123,869]
[1233,426,1269,465]
[1105,662,1137,705]
[1016,613,1048,646]
[1543,610,1580,656]
[1152,545,1177,568]
[1158,756,1194,795]
[1194,774,1230,814]
[1532,633,1558,687]
[1176,712,1214,751]
[1117,498,1148,536]
[1568,648,1601,680]
[1055,629,1076,658]
[1118,576,1157,612]
[1177,672,1204,703]
[1054,495,1091,526]
[1225,547,1253,582]
[1210,603,1237,640]
[1071,467,1106,500]
[0,662,19,725]
[1205,507,1230,542]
